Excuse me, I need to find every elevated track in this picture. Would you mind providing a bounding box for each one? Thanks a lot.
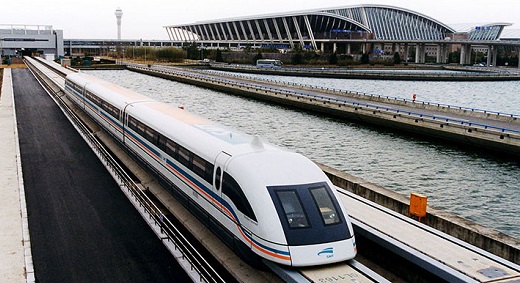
[127,64,520,158]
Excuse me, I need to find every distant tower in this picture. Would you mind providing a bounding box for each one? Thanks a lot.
[115,7,123,40]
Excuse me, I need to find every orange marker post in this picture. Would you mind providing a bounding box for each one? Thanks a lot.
[409,193,427,222]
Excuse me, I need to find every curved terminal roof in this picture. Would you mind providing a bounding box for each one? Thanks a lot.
[165,5,457,49]
[500,28,520,41]
[450,23,512,40]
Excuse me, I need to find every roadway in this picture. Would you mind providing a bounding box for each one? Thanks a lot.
[11,67,191,282]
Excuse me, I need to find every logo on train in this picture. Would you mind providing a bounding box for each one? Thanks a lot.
[317,247,334,258]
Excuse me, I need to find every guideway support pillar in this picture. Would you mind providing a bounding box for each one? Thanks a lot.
[415,43,426,64]
[404,43,409,64]
[487,45,498,67]
[392,43,400,54]
[460,44,472,65]
[436,44,448,64]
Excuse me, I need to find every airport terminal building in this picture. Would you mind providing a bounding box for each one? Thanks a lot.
[1,5,518,65]
[0,25,64,59]
[164,5,513,50]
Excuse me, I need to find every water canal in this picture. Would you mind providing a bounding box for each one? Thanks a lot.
[87,69,520,239]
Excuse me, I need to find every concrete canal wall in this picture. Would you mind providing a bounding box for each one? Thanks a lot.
[318,163,520,265]
[210,64,520,81]
[127,65,520,157]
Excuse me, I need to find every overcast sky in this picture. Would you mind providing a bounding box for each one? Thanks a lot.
[3,0,518,40]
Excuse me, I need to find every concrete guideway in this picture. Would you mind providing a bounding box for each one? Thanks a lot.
[128,64,520,157]
[0,68,33,282]
[339,189,520,283]
[210,64,520,81]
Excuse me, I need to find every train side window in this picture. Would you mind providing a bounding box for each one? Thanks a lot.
[165,139,178,158]
[192,155,205,178]
[157,134,167,152]
[275,190,310,229]
[145,127,158,144]
[222,172,256,221]
[309,186,341,226]
[178,146,191,168]
[128,116,138,132]
[136,122,146,137]
[205,163,214,184]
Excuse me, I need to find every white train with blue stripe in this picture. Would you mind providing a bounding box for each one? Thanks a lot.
[64,72,357,267]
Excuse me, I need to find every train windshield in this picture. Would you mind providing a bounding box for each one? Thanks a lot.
[276,190,310,228]
[310,186,341,225]
[268,182,350,245]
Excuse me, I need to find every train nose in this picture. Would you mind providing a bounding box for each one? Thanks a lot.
[288,238,357,267]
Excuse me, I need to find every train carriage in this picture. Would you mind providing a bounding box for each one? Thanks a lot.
[64,72,357,267]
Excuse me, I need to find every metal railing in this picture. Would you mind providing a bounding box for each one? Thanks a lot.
[210,63,520,78]
[129,64,520,136]
[200,68,520,119]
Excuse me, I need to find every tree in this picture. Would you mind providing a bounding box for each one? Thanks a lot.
[329,52,338,65]
[448,51,460,64]
[393,52,401,64]
[253,51,263,64]
[360,52,370,64]
[215,49,223,62]
[291,53,303,65]
[156,47,186,62]
[184,42,199,60]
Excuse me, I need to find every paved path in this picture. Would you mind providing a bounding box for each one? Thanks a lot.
[11,68,191,282]
[0,68,27,282]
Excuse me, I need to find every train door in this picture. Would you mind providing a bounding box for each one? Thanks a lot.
[212,151,238,248]
[122,111,128,144]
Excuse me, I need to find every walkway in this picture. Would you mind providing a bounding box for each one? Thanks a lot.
[0,68,28,282]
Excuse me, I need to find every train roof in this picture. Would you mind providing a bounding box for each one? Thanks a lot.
[67,72,154,105]
[68,72,285,162]
[128,101,280,159]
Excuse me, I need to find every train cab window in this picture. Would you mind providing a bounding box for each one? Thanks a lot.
[222,172,256,222]
[309,187,341,226]
[275,190,310,229]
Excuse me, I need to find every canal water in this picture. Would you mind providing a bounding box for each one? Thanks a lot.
[87,69,520,239]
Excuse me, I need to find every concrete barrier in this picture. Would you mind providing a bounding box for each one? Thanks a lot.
[317,162,520,264]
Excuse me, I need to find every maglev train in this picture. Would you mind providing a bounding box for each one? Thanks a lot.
[64,72,357,267]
